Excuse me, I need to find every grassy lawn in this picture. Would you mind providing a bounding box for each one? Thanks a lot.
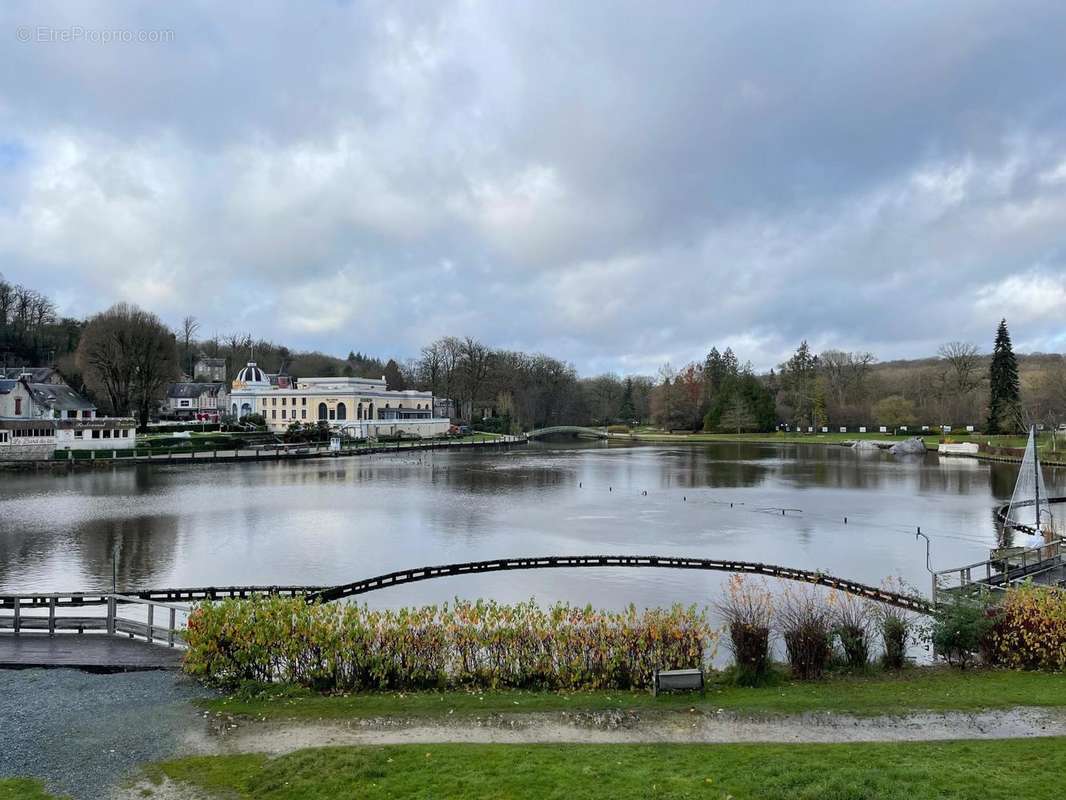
[204,667,1066,720]
[147,738,1066,799]
[0,779,67,800]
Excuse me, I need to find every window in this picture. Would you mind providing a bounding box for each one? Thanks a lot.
[301,409,307,419]
[82,410,91,419]
[122,429,129,438]
[180,400,190,407]
[14,398,21,415]
[103,429,111,438]
[301,397,307,406]
[0,432,7,443]
[74,430,83,439]
[336,402,346,420]
[67,410,77,419]
[92,430,100,439]
[271,410,276,419]
[282,397,287,406]
[318,402,327,421]
[281,409,286,419]
[272,397,277,406]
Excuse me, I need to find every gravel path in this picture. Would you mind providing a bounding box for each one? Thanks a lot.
[202,706,1066,754]
[0,668,216,800]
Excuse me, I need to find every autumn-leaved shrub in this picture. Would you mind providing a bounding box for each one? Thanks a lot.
[183,597,715,692]
[715,575,774,686]
[985,584,1066,670]
[778,587,833,680]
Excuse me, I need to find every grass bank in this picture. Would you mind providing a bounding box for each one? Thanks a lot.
[204,667,1066,720]
[0,779,67,800]
[144,737,1066,799]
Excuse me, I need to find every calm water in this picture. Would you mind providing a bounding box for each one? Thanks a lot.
[1,442,1061,609]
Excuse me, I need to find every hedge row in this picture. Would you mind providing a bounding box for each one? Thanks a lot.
[183,597,713,691]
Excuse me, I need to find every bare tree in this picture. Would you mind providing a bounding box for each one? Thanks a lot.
[179,315,200,377]
[937,342,981,393]
[77,303,180,425]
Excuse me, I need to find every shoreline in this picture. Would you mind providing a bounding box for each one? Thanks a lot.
[0,434,526,472]
[613,431,1066,467]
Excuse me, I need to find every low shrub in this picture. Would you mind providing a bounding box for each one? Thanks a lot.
[985,584,1066,670]
[183,596,715,692]
[779,587,833,680]
[930,598,996,668]
[831,593,871,671]
[880,616,910,669]
[715,575,773,686]
[473,415,511,434]
[872,579,915,670]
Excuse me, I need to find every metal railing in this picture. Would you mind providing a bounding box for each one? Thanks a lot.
[0,592,191,648]
[933,537,1065,602]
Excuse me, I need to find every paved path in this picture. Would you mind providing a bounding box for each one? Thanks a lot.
[0,633,184,671]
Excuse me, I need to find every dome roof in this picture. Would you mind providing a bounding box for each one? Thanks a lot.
[235,361,268,386]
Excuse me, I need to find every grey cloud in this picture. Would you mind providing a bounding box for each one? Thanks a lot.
[1,0,1064,374]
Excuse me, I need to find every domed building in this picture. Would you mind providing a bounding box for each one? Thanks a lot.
[229,361,447,438]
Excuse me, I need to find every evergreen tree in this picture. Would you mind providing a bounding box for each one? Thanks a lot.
[618,378,636,422]
[383,358,406,391]
[987,319,1020,434]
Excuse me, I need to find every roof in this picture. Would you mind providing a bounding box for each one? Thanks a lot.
[27,383,96,411]
[0,367,58,383]
[167,382,225,398]
[195,356,226,366]
[0,379,16,395]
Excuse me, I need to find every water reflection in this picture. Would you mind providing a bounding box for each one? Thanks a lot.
[0,442,1062,612]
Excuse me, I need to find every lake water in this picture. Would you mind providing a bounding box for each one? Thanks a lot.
[2,441,1061,612]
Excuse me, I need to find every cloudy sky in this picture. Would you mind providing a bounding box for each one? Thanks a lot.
[2,1,1065,374]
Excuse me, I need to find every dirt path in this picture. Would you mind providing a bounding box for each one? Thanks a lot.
[181,706,1066,755]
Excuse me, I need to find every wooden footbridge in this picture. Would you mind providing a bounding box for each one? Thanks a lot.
[306,554,934,612]
[1,553,936,669]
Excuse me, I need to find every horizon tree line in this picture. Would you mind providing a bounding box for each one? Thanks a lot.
[1,274,1059,433]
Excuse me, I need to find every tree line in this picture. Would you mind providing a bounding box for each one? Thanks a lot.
[647,320,1057,434]
[1,274,1061,434]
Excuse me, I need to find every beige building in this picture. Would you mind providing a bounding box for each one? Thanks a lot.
[229,362,449,438]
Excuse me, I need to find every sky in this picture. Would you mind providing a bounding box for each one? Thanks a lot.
[1,1,1065,375]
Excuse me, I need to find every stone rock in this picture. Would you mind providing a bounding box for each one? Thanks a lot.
[890,437,927,456]
[852,439,881,451]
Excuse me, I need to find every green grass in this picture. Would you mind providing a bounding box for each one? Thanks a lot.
[203,667,1066,720]
[0,779,67,800]
[147,738,1066,799]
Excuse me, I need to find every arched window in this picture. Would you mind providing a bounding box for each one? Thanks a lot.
[336,402,347,420]
[318,402,328,421]
[357,403,363,420]
[231,403,238,416]
[240,402,252,417]
[367,403,374,420]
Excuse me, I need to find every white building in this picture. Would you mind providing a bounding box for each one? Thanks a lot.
[0,377,136,460]
[229,361,450,438]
